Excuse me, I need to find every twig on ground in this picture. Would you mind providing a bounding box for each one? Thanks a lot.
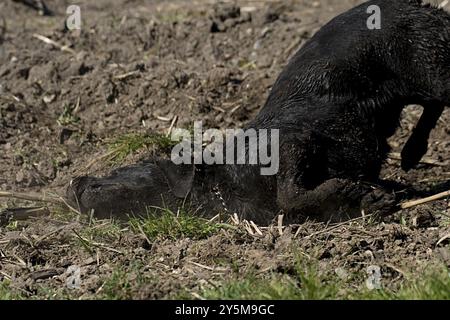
[0,191,61,204]
[436,233,450,247]
[401,190,450,209]
[0,207,49,223]
[388,152,449,167]
[0,190,81,217]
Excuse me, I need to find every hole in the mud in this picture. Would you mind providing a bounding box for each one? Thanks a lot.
[79,64,92,76]
[318,249,333,260]
[275,265,297,276]
[29,252,46,266]
[372,239,385,250]
[140,239,152,250]
[392,229,408,241]
[18,68,29,79]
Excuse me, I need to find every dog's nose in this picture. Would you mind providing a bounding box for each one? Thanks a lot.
[66,176,93,208]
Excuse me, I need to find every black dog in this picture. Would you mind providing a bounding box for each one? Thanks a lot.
[67,0,449,224]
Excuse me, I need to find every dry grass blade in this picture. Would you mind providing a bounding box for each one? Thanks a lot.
[156,116,172,122]
[113,70,140,80]
[208,214,220,223]
[277,214,284,236]
[187,261,215,271]
[191,292,206,300]
[167,115,178,136]
[299,214,375,240]
[73,230,123,254]
[53,194,81,215]
[231,213,240,225]
[82,149,117,173]
[136,223,152,247]
[0,271,12,281]
[35,224,75,245]
[439,0,449,9]
[242,220,255,236]
[188,261,228,272]
[250,220,263,236]
[32,33,76,55]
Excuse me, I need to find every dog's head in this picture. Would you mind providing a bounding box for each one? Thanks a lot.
[66,160,196,219]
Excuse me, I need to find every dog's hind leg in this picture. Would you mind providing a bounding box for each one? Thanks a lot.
[401,103,445,171]
[276,132,397,223]
[279,177,397,223]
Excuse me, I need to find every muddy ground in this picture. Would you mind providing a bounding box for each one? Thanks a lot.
[0,0,449,299]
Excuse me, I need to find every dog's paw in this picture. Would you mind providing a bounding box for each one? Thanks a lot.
[361,189,398,216]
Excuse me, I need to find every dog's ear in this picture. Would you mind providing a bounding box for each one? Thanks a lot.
[155,159,195,198]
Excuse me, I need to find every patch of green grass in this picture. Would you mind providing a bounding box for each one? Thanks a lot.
[354,267,450,300]
[438,213,450,227]
[33,286,72,300]
[108,133,177,164]
[72,219,124,254]
[202,259,338,300]
[201,258,450,300]
[396,268,450,300]
[238,58,257,70]
[81,218,123,242]
[0,281,25,300]
[5,220,19,231]
[130,208,228,241]
[57,104,80,126]
[156,11,189,24]
[98,263,151,300]
[47,207,81,223]
[202,275,303,300]
[100,268,134,300]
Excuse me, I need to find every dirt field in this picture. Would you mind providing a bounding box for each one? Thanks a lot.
[0,0,449,300]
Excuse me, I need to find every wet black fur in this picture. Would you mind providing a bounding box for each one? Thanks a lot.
[68,0,449,225]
